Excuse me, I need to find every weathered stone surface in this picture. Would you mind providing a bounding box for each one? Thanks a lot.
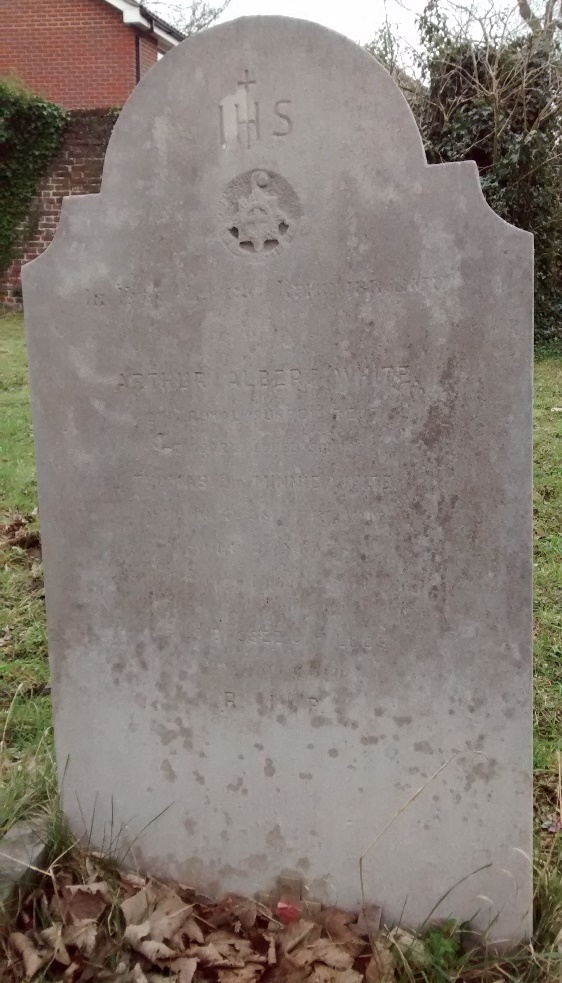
[23,17,533,942]
[0,823,48,919]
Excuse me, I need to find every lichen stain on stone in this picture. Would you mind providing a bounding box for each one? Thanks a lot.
[264,758,276,777]
[394,715,413,727]
[297,857,311,871]
[464,757,497,792]
[183,816,197,834]
[193,770,206,786]
[161,759,177,782]
[266,824,286,850]
[414,740,434,754]
[417,355,458,450]
[360,735,379,745]
[134,641,148,670]
[226,776,244,793]
[111,658,125,683]
[394,781,410,792]
[254,743,264,751]
[247,853,268,870]
[311,715,333,728]
[276,714,287,725]
[328,748,339,758]
[153,718,193,749]
[299,772,313,780]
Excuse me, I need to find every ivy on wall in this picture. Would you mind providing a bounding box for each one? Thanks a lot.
[0,78,68,275]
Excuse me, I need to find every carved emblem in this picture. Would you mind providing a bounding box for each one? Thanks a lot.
[221,169,301,258]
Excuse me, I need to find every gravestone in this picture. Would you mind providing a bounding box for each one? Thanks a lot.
[23,17,533,943]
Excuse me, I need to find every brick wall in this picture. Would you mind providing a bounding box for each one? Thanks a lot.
[138,34,159,78]
[0,0,158,110]
[0,110,118,308]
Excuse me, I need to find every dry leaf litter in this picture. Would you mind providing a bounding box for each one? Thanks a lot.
[0,855,410,983]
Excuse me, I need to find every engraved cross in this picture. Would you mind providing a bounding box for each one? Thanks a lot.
[238,69,256,93]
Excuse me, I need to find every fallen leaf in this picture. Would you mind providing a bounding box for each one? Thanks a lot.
[223,894,259,930]
[41,923,71,966]
[122,881,195,946]
[122,872,148,891]
[355,906,382,939]
[121,888,151,926]
[292,940,353,970]
[321,909,365,958]
[182,916,205,944]
[63,962,83,982]
[265,934,277,965]
[183,941,235,966]
[98,959,131,981]
[63,919,98,957]
[388,927,430,968]
[62,881,112,922]
[205,932,265,961]
[217,967,263,983]
[124,922,177,962]
[167,957,199,983]
[365,942,395,983]
[280,920,317,954]
[312,967,363,983]
[267,955,311,983]
[10,932,51,980]
[131,966,150,983]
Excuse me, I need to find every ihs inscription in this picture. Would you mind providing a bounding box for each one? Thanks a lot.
[218,70,292,148]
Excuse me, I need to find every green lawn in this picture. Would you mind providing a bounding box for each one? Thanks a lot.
[1,314,53,833]
[533,352,562,771]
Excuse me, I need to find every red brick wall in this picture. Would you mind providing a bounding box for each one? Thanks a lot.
[138,34,159,78]
[0,0,158,109]
[0,110,118,308]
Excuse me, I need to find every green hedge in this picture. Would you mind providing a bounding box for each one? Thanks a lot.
[0,78,68,275]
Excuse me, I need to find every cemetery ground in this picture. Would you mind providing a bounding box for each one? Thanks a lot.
[0,308,561,981]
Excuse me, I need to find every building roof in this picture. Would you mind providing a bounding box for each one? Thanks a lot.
[101,0,185,50]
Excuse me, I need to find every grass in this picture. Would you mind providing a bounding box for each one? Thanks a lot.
[533,352,562,772]
[0,313,54,835]
[0,312,562,979]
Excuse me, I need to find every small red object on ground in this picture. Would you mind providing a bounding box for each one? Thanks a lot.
[276,901,302,924]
